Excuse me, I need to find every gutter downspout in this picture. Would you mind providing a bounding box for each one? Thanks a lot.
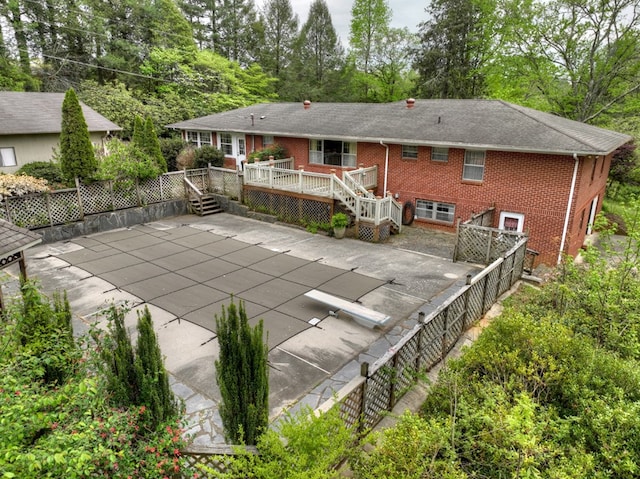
[380,141,389,197]
[558,153,580,264]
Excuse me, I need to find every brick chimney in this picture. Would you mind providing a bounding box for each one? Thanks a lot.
[406,98,415,109]
[303,100,311,110]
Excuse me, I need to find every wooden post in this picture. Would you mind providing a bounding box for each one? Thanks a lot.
[75,177,85,219]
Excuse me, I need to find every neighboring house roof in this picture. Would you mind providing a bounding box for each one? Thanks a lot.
[0,218,42,259]
[167,99,632,156]
[0,92,121,136]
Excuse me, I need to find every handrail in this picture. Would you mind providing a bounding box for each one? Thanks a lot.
[183,177,202,196]
[243,162,402,231]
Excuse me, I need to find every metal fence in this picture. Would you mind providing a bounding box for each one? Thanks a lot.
[316,236,528,433]
[0,167,240,229]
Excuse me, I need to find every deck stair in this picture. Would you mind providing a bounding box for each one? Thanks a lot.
[189,193,223,216]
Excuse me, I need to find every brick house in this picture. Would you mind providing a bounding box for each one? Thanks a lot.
[168,99,631,265]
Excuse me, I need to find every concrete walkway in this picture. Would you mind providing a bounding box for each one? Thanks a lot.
[2,214,478,445]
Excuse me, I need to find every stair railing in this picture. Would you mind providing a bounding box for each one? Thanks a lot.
[184,176,203,214]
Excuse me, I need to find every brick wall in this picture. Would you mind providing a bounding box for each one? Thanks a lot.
[230,134,612,266]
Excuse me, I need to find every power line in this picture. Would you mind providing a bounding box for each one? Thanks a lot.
[17,48,175,82]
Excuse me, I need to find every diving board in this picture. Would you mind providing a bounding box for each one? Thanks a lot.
[304,289,391,329]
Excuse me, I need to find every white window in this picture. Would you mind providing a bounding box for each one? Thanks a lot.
[0,147,17,167]
[463,150,485,181]
[309,139,323,164]
[431,147,449,162]
[499,212,524,232]
[185,131,211,147]
[416,199,455,223]
[309,139,357,167]
[219,132,233,156]
[263,135,274,146]
[342,141,356,167]
[402,145,418,159]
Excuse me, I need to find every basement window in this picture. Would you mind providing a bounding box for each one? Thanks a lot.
[416,199,455,224]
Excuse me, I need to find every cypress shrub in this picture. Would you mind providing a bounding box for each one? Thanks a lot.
[134,306,178,430]
[101,306,139,407]
[215,299,269,445]
[59,88,97,180]
[101,305,179,430]
[142,116,168,172]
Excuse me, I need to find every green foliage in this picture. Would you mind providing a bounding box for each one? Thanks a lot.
[201,405,353,478]
[99,305,180,431]
[330,212,349,228]
[215,298,269,445]
[11,282,76,386]
[159,136,188,172]
[350,412,465,478]
[95,138,162,181]
[78,80,146,139]
[0,284,190,478]
[134,306,179,430]
[143,117,168,172]
[16,161,66,187]
[59,88,97,180]
[247,144,287,162]
[193,145,225,168]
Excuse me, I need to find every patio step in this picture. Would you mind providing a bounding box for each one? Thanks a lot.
[189,194,223,216]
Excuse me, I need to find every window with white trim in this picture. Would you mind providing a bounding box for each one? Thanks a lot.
[0,147,17,167]
[402,145,418,159]
[185,131,212,147]
[431,147,449,162]
[308,139,357,167]
[499,211,524,232]
[219,132,233,156]
[463,150,485,181]
[263,135,274,145]
[416,199,455,223]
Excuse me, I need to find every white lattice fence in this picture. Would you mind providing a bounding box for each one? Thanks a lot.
[454,223,525,264]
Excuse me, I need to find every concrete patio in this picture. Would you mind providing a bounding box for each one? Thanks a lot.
[2,213,478,444]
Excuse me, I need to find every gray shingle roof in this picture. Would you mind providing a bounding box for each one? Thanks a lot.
[0,92,121,135]
[0,219,41,258]
[167,99,631,156]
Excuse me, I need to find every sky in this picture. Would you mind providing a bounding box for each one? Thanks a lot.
[257,0,429,46]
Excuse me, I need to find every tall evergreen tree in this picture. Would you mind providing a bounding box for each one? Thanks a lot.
[142,116,168,172]
[216,0,260,65]
[288,0,345,101]
[101,305,139,407]
[215,299,269,445]
[135,306,178,430]
[59,88,97,180]
[257,0,299,79]
[414,0,491,99]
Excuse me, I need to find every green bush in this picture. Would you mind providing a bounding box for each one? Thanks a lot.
[16,161,66,186]
[193,145,224,168]
[247,144,287,163]
[0,284,191,478]
[160,136,188,171]
[95,138,162,181]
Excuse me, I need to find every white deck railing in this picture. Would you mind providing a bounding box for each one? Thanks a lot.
[244,161,402,230]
